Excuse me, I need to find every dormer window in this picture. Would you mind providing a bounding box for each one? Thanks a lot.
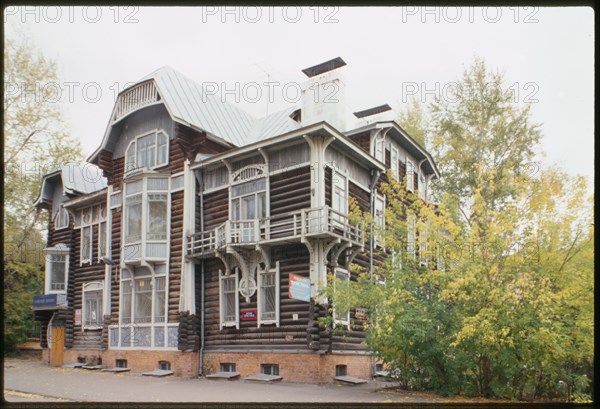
[125,130,169,174]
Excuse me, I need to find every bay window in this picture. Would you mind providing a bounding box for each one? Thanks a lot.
[125,130,169,174]
[123,177,169,261]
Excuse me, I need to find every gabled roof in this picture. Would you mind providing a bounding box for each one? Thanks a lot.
[34,163,108,207]
[88,66,301,162]
[344,121,440,178]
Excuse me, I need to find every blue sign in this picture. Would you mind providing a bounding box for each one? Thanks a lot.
[289,274,311,302]
[33,294,58,309]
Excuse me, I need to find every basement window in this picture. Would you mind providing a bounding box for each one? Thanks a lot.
[220,363,236,372]
[336,365,347,377]
[116,359,127,368]
[261,364,279,376]
[158,361,171,370]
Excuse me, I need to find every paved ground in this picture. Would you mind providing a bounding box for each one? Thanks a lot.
[3,359,444,403]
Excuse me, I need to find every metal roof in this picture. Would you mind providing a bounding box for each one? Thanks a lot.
[138,66,301,146]
[34,163,108,206]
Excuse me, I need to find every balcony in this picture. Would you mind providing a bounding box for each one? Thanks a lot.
[187,206,363,258]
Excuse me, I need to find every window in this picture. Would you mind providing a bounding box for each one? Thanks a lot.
[419,222,430,267]
[123,177,169,261]
[220,269,239,329]
[407,213,416,260]
[391,146,399,179]
[116,359,128,368]
[83,282,103,329]
[158,361,171,370]
[220,363,236,372]
[333,268,350,327]
[78,203,107,265]
[406,159,415,192]
[81,226,92,264]
[336,365,347,377]
[45,246,69,293]
[258,262,279,326]
[419,173,426,200]
[125,130,169,174]
[261,364,279,376]
[374,194,385,247]
[231,178,267,243]
[98,221,108,260]
[54,206,69,230]
[374,136,384,162]
[120,265,167,325]
[436,246,445,272]
[332,170,348,223]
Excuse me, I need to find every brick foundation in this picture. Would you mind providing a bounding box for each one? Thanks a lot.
[203,351,373,384]
[41,348,373,383]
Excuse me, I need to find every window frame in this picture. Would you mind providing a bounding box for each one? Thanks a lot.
[82,281,104,330]
[123,177,170,262]
[257,261,280,327]
[119,265,168,326]
[45,245,69,294]
[374,193,386,248]
[54,205,70,230]
[333,267,350,328]
[406,159,415,192]
[390,145,399,180]
[374,136,384,162]
[124,129,169,175]
[219,268,240,329]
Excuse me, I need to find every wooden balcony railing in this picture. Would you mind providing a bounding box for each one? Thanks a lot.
[187,206,363,258]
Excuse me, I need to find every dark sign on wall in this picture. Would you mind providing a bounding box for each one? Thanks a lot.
[241,309,257,321]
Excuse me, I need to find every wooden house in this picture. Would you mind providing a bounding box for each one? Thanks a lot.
[33,58,439,383]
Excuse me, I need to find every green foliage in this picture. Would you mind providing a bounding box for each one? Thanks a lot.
[329,58,593,401]
[3,35,83,353]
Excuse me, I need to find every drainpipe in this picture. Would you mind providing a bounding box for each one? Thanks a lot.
[369,168,381,379]
[198,168,206,376]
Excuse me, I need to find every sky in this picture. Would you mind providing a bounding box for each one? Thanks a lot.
[4,6,595,184]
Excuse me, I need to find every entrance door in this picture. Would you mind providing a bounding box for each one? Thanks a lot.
[50,321,65,367]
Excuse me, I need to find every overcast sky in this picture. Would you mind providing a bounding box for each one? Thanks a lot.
[4,6,594,184]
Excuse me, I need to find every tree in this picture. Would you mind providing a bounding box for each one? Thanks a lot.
[3,36,83,352]
[398,97,428,149]
[329,58,593,401]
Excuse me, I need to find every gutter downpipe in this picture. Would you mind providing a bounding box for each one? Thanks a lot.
[198,167,206,376]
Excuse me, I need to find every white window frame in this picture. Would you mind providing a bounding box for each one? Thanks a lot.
[257,261,280,327]
[119,265,167,326]
[374,194,385,248]
[54,205,70,230]
[418,172,427,200]
[80,225,93,265]
[407,213,416,260]
[332,169,348,218]
[124,129,169,175]
[219,268,240,329]
[406,159,415,192]
[97,204,108,262]
[391,146,399,180]
[82,281,104,330]
[374,136,384,162]
[123,177,170,262]
[333,267,350,328]
[45,244,69,294]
